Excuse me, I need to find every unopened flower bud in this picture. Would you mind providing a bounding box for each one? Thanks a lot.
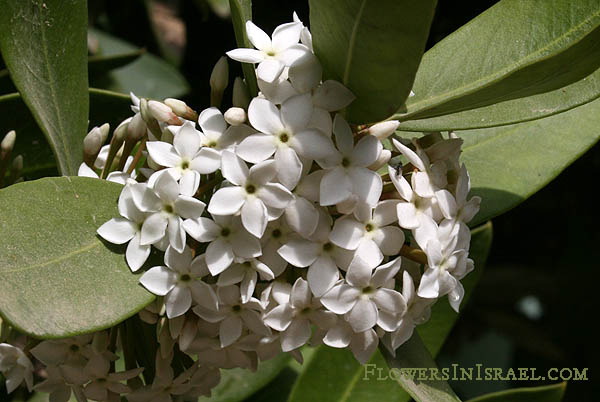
[11,154,23,177]
[233,77,250,109]
[368,149,391,171]
[224,107,246,126]
[164,98,198,121]
[148,100,182,126]
[1,130,16,154]
[210,56,229,107]
[127,113,147,142]
[83,124,109,167]
[368,121,400,140]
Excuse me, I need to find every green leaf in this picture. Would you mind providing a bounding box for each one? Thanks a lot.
[198,353,291,402]
[397,0,600,121]
[309,0,437,124]
[228,0,259,97]
[88,28,189,100]
[466,382,567,402]
[0,0,90,176]
[87,49,145,76]
[458,97,600,227]
[0,177,155,339]
[396,67,600,131]
[0,88,132,179]
[287,223,493,402]
[380,333,462,402]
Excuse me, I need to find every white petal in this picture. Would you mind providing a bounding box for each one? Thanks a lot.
[221,150,249,186]
[173,122,201,158]
[248,97,284,135]
[231,231,263,258]
[165,286,192,318]
[226,48,265,63]
[179,170,200,196]
[288,52,322,93]
[190,148,221,174]
[271,21,302,51]
[435,189,458,219]
[413,171,435,198]
[392,139,426,171]
[333,114,354,156]
[284,197,319,238]
[373,288,407,314]
[329,216,364,250]
[373,226,405,256]
[165,245,193,272]
[275,147,303,189]
[248,159,278,185]
[236,134,277,163]
[277,44,311,65]
[396,202,420,229]
[257,59,285,83]
[277,238,320,267]
[146,141,180,168]
[153,171,180,203]
[219,316,243,347]
[349,168,382,206]
[350,328,378,364]
[307,256,339,297]
[97,218,136,244]
[263,304,294,331]
[206,238,235,275]
[388,165,413,201]
[281,318,311,352]
[167,216,186,253]
[140,213,168,245]
[198,107,227,136]
[182,217,220,242]
[320,284,360,314]
[140,266,177,296]
[323,324,352,348]
[291,129,337,160]
[308,107,333,136]
[347,299,378,332]
[281,93,312,133]
[345,256,373,288]
[313,80,356,111]
[320,167,352,206]
[351,135,381,168]
[190,281,219,311]
[258,183,294,209]
[373,199,400,226]
[241,197,268,237]
[208,186,246,215]
[126,233,151,272]
[245,20,271,50]
[78,163,98,178]
[174,195,205,219]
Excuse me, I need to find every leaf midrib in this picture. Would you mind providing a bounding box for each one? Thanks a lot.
[342,0,368,85]
[405,8,600,113]
[0,241,99,274]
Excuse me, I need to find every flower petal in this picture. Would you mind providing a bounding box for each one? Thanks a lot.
[226,48,265,63]
[248,98,285,135]
[208,186,246,215]
[241,197,268,238]
[140,266,177,296]
[245,20,271,50]
[236,134,278,164]
[307,256,339,297]
[165,286,192,318]
[97,218,136,244]
[346,299,378,333]
[277,238,320,267]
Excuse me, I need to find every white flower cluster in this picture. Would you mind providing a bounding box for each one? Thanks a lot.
[1,13,480,401]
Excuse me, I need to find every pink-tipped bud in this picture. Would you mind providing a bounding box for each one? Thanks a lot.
[148,100,182,125]
[224,107,246,126]
[368,121,400,141]
[164,98,198,121]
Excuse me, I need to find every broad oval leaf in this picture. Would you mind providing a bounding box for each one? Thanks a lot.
[286,223,492,402]
[0,177,155,339]
[0,89,132,180]
[466,382,566,402]
[309,0,436,123]
[88,28,189,100]
[199,353,291,402]
[396,67,600,131]
[0,0,89,176]
[458,97,600,227]
[397,0,600,121]
[228,0,259,97]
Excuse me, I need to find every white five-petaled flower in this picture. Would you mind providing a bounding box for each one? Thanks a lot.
[195,107,255,154]
[183,214,261,275]
[147,121,221,196]
[237,95,337,189]
[207,151,294,238]
[320,257,407,333]
[0,343,33,394]
[130,172,205,253]
[319,115,383,207]
[226,20,309,83]
[263,278,336,352]
[140,246,218,318]
[329,201,405,271]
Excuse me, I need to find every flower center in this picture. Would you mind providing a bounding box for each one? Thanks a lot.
[232,304,242,313]
[180,274,191,282]
[365,223,375,232]
[221,227,231,237]
[272,228,282,238]
[362,286,375,294]
[246,184,256,194]
[163,204,174,214]
[266,50,276,57]
[279,133,290,143]
[341,157,351,168]
[207,141,217,148]
[322,242,333,252]
[180,160,190,170]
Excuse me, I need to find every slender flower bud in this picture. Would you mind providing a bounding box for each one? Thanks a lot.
[368,149,391,171]
[1,130,16,155]
[127,113,147,142]
[10,154,23,183]
[233,77,250,109]
[148,100,182,126]
[210,56,229,107]
[101,120,129,179]
[83,124,109,167]
[368,121,400,141]
[164,98,199,121]
[224,107,246,126]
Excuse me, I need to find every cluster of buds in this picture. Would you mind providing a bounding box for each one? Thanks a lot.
[0,131,23,188]
[1,13,480,401]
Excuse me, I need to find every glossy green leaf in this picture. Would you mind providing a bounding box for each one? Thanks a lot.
[309,0,436,124]
[198,353,290,402]
[380,333,461,402]
[457,97,600,227]
[0,177,155,339]
[397,0,600,122]
[87,49,145,76]
[88,28,189,99]
[287,223,493,402]
[467,382,567,402]
[0,0,89,176]
[229,0,259,97]
[0,89,132,179]
[396,67,600,131]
